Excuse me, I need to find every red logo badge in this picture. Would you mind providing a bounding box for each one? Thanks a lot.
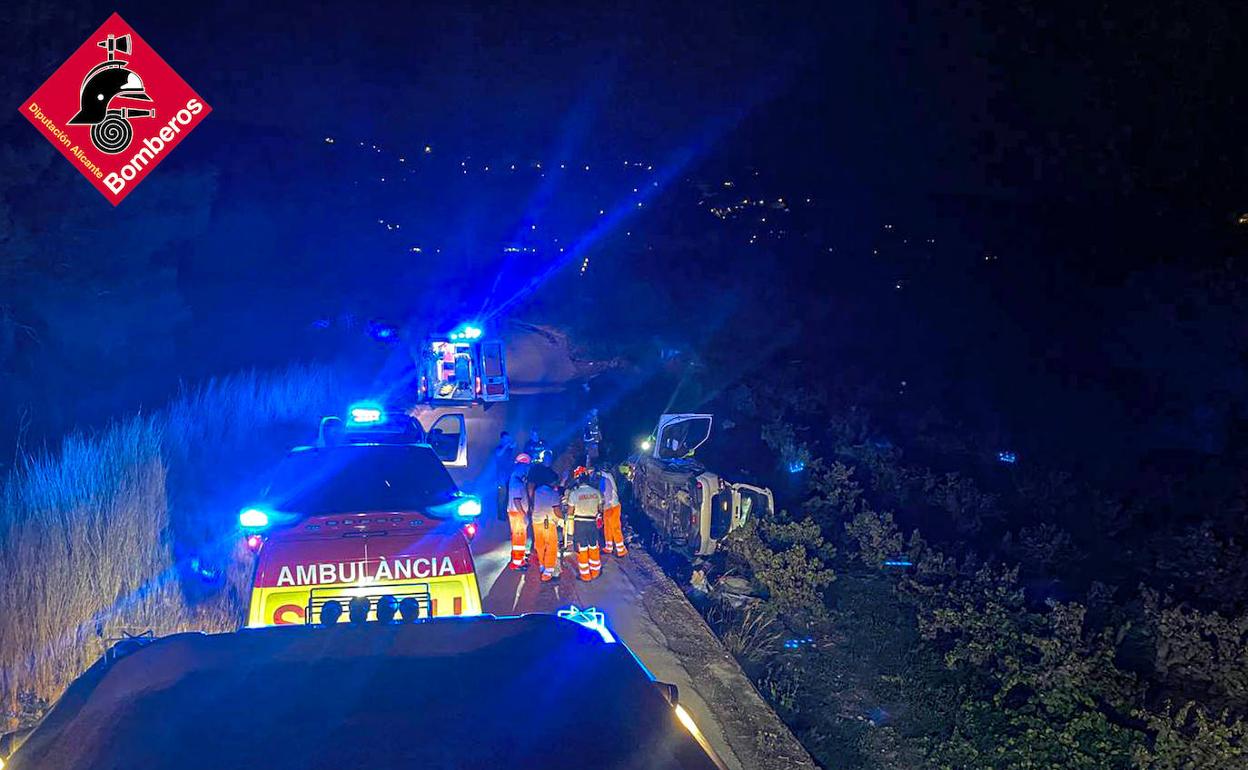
[19,13,211,205]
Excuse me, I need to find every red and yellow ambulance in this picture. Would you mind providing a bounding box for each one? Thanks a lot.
[242,442,483,627]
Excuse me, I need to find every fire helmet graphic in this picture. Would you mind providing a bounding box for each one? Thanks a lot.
[65,33,154,154]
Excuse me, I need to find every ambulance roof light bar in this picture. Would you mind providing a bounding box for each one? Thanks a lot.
[347,401,385,425]
[448,323,483,341]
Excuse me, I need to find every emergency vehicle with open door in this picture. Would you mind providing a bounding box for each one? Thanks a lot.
[242,441,483,628]
[338,402,469,468]
[415,323,509,406]
[629,414,775,556]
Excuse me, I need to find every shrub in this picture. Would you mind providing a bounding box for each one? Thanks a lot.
[723,514,836,623]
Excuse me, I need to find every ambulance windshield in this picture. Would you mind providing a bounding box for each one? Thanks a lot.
[265,444,458,515]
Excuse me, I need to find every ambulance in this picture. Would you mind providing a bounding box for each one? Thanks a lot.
[242,441,483,627]
[415,322,509,406]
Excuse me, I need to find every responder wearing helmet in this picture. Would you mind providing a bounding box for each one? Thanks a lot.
[565,467,604,581]
[597,466,627,557]
[507,454,533,570]
[531,475,564,582]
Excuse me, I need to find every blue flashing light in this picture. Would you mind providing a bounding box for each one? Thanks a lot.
[787,459,806,473]
[997,450,1018,464]
[557,605,615,644]
[449,323,484,341]
[456,496,482,518]
[348,402,385,425]
[883,559,913,568]
[239,507,271,529]
[368,322,398,341]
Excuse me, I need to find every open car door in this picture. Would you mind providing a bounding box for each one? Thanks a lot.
[653,414,713,460]
[479,339,509,402]
[427,413,468,467]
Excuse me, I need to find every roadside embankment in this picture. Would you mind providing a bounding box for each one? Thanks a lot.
[618,548,819,770]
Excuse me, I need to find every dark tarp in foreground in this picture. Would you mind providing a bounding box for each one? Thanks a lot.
[10,614,719,770]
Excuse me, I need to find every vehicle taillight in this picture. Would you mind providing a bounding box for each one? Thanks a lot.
[246,534,264,552]
[475,376,482,395]
[463,522,478,541]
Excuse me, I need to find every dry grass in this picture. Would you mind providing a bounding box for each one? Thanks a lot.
[707,600,784,665]
[0,365,347,728]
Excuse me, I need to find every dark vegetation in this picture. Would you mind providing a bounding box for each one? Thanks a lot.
[678,375,1248,769]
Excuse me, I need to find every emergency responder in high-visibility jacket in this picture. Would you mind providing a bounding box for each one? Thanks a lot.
[507,454,533,570]
[531,480,564,582]
[565,468,604,581]
[598,467,627,557]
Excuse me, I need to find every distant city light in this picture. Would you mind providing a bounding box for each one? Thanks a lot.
[997,451,1018,464]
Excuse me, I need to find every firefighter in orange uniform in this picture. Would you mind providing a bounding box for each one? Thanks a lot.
[507,454,533,570]
[531,478,564,582]
[565,467,604,581]
[598,466,627,557]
